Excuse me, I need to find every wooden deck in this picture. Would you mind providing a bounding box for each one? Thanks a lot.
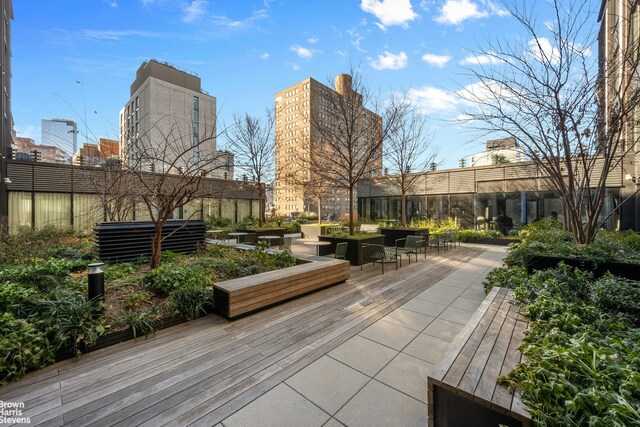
[0,246,484,427]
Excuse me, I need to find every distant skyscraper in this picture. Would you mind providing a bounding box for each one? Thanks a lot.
[41,118,77,161]
[120,59,230,177]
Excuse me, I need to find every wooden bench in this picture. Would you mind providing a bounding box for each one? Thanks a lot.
[427,287,531,427]
[213,258,350,319]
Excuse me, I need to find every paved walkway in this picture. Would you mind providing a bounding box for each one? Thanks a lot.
[0,241,506,427]
[221,242,506,427]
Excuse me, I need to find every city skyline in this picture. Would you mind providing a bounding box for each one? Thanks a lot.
[11,0,596,169]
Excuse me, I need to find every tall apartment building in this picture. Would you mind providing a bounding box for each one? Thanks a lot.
[120,59,231,178]
[598,0,640,229]
[274,74,382,219]
[41,118,77,161]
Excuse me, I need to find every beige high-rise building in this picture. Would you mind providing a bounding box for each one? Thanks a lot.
[120,59,231,178]
[274,74,382,219]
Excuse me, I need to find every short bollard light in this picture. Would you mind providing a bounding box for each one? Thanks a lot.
[87,262,105,304]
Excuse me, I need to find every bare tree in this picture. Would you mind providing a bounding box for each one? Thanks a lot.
[459,0,640,244]
[80,157,138,222]
[305,70,405,235]
[225,111,274,227]
[128,117,225,269]
[385,103,437,227]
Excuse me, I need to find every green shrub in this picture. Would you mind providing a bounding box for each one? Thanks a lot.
[0,282,41,317]
[270,250,297,269]
[123,309,157,340]
[47,298,106,356]
[0,313,54,386]
[457,229,504,241]
[591,273,640,323]
[166,284,212,320]
[142,263,212,295]
[205,215,232,228]
[160,250,185,264]
[494,264,640,426]
[482,266,527,294]
[0,258,80,289]
[283,222,301,233]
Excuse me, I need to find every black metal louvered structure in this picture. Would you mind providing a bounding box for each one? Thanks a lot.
[93,220,206,263]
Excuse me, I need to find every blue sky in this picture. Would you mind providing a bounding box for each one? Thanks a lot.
[11,0,589,168]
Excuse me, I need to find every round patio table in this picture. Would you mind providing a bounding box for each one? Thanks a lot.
[303,240,331,256]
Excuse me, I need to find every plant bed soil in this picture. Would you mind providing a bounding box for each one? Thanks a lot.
[318,235,385,266]
[379,228,429,247]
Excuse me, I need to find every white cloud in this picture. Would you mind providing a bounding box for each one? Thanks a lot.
[211,9,268,30]
[421,53,452,68]
[81,29,164,40]
[459,52,501,65]
[528,37,560,64]
[307,36,319,44]
[370,51,408,70]
[485,0,509,17]
[408,86,459,114]
[182,1,207,23]
[336,50,349,57]
[259,52,269,60]
[287,62,300,71]
[435,0,488,25]
[347,27,366,52]
[105,0,118,7]
[290,44,314,59]
[360,0,418,28]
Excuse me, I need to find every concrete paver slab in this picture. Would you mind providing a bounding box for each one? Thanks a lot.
[329,335,398,377]
[285,356,369,415]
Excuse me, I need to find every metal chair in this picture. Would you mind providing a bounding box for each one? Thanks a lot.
[395,235,425,266]
[334,242,348,259]
[361,243,397,274]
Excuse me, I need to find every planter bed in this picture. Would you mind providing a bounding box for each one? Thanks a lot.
[213,255,350,319]
[525,255,640,280]
[463,237,520,246]
[379,228,429,247]
[318,235,385,266]
[54,310,208,362]
[300,224,334,240]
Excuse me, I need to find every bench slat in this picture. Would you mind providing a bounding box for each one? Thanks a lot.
[474,298,518,405]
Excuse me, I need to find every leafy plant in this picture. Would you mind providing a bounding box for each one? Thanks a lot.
[591,273,640,323]
[49,298,106,357]
[166,284,212,320]
[142,263,212,295]
[123,309,157,340]
[0,313,54,386]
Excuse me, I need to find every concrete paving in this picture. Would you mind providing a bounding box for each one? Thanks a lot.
[219,242,507,427]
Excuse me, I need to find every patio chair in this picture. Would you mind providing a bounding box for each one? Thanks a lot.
[395,235,425,266]
[333,242,347,259]
[280,236,293,252]
[361,243,397,274]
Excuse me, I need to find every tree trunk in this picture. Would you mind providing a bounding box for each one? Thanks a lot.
[317,196,322,225]
[150,228,163,269]
[258,183,264,227]
[348,186,355,235]
[401,192,407,228]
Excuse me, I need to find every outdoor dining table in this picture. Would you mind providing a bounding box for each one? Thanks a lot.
[303,240,331,256]
[206,229,224,240]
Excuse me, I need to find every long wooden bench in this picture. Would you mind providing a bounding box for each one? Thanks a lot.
[427,287,531,427]
[213,258,350,319]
